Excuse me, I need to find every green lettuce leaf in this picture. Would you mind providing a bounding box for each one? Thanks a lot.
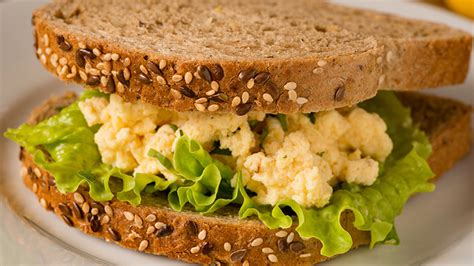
[4,90,434,258]
[4,90,170,205]
[148,135,236,213]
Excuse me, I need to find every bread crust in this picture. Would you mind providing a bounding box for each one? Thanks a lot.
[31,1,471,114]
[17,92,471,265]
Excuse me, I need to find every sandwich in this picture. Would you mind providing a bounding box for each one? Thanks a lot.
[4,0,472,265]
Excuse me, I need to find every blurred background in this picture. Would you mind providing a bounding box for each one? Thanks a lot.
[423,0,474,19]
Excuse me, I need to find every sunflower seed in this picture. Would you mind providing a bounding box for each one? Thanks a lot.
[230,249,247,262]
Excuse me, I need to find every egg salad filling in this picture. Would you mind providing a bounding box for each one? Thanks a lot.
[5,89,434,257]
[78,93,393,208]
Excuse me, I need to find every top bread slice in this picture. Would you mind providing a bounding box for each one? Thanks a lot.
[32,0,472,114]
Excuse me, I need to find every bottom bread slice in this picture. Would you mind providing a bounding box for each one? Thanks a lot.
[18,91,471,265]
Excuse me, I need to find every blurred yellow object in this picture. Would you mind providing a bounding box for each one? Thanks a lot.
[445,0,474,19]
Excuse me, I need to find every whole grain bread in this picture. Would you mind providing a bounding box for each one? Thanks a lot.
[31,0,472,115]
[18,91,471,265]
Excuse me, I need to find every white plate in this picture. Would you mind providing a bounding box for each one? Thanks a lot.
[0,1,472,265]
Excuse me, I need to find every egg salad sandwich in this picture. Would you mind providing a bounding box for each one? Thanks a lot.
[4,0,472,265]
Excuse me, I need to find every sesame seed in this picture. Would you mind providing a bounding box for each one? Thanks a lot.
[206,90,216,96]
[195,97,207,104]
[124,68,131,80]
[171,89,182,99]
[379,75,385,85]
[154,222,166,229]
[231,96,241,107]
[45,48,51,55]
[66,73,76,79]
[211,81,219,91]
[184,72,193,84]
[71,65,77,74]
[243,260,250,266]
[111,53,119,61]
[66,72,76,80]
[40,54,46,64]
[50,55,58,67]
[92,48,102,57]
[242,92,250,104]
[146,226,155,234]
[194,71,201,79]
[85,62,92,72]
[101,215,110,224]
[224,242,232,252]
[55,65,61,75]
[190,246,200,254]
[102,53,112,61]
[82,202,90,213]
[79,70,87,81]
[73,192,84,204]
[284,82,297,90]
[172,74,183,82]
[268,254,278,263]
[36,48,43,55]
[288,90,297,102]
[91,207,99,215]
[145,214,156,222]
[156,75,167,85]
[138,240,148,251]
[33,168,41,177]
[59,65,69,76]
[134,214,143,227]
[117,82,125,93]
[262,93,273,103]
[246,78,255,89]
[262,247,273,254]
[96,62,105,70]
[58,57,67,66]
[376,56,383,64]
[100,76,108,87]
[275,230,288,237]
[124,211,134,221]
[296,97,308,105]
[43,34,49,46]
[32,183,38,193]
[89,68,100,76]
[159,59,167,70]
[251,238,263,247]
[40,198,48,209]
[317,60,327,67]
[386,51,394,63]
[313,67,324,74]
[78,42,86,49]
[208,104,219,112]
[287,232,295,243]
[104,205,112,216]
[194,103,206,112]
[123,57,131,67]
[198,230,207,240]
[140,65,148,75]
[299,253,311,258]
